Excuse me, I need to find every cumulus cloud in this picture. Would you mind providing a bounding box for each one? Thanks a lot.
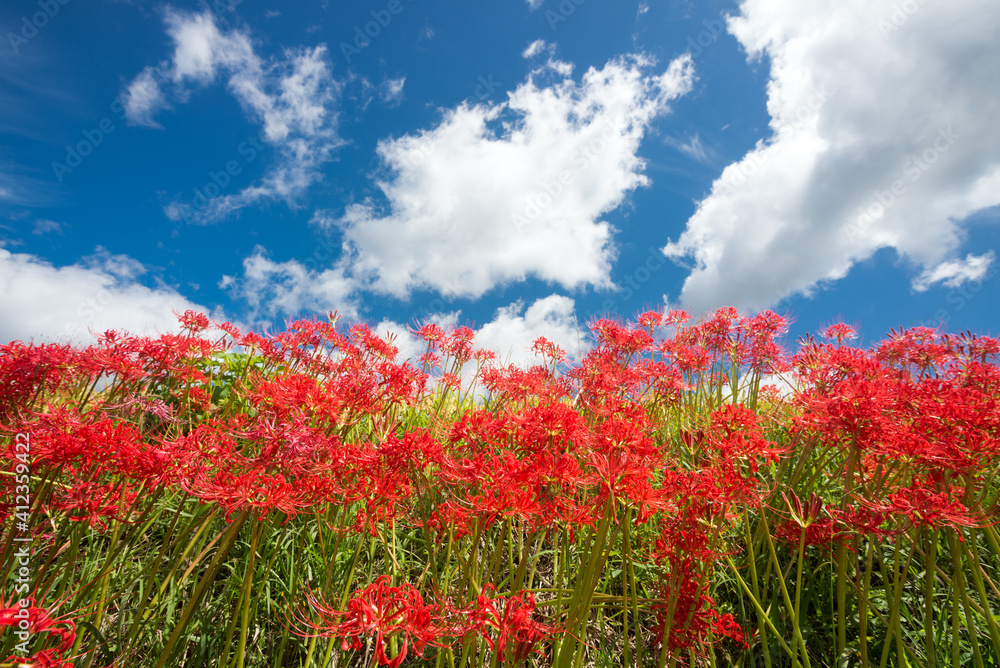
[376,294,585,368]
[664,0,1000,314]
[219,246,359,323]
[337,54,695,300]
[0,247,207,344]
[123,9,341,224]
[475,294,585,365]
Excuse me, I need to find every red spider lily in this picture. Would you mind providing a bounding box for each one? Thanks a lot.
[453,587,557,664]
[176,309,210,332]
[821,322,858,345]
[27,409,149,477]
[664,309,692,327]
[0,598,78,668]
[439,327,476,367]
[713,612,748,648]
[493,591,557,664]
[531,336,567,365]
[180,465,313,522]
[510,401,590,456]
[870,485,982,531]
[0,341,99,419]
[826,504,896,538]
[589,319,649,355]
[662,340,711,376]
[415,323,445,343]
[48,481,138,531]
[775,517,838,549]
[296,577,445,667]
[653,563,743,656]
[707,403,787,469]
[480,364,571,404]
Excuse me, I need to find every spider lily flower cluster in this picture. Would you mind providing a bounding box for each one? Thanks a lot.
[0,308,998,667]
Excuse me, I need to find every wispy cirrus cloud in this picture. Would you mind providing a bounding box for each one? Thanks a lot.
[122,8,342,224]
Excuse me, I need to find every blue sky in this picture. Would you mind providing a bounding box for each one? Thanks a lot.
[2,0,998,362]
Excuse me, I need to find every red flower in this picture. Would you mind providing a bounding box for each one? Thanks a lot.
[296,577,444,667]
[1,598,78,668]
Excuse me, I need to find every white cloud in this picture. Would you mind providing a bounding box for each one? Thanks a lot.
[308,208,337,230]
[380,76,406,104]
[337,54,695,300]
[123,67,167,128]
[521,39,551,59]
[475,294,585,365]
[123,9,341,223]
[526,0,544,10]
[164,9,244,83]
[375,294,586,369]
[664,0,1000,314]
[913,251,994,292]
[220,246,359,322]
[370,319,428,366]
[0,248,207,344]
[31,219,63,235]
[665,133,711,164]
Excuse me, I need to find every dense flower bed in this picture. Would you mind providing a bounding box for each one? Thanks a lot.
[1,308,998,667]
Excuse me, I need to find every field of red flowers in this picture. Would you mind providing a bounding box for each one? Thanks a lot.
[1,308,998,667]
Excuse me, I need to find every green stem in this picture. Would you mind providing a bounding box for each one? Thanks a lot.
[236,514,264,668]
[152,508,250,668]
[949,531,984,668]
[723,555,796,659]
[963,531,1000,658]
[924,528,937,668]
[759,510,807,668]
[744,516,772,668]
